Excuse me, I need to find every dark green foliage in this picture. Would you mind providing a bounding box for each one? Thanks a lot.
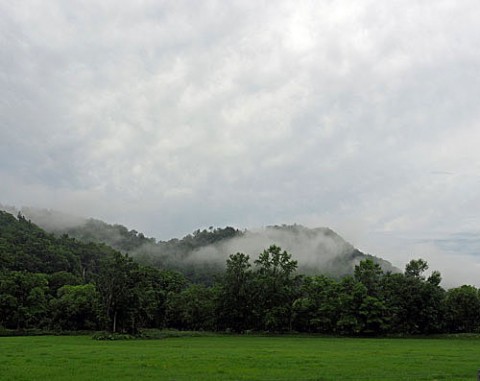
[0,210,190,334]
[216,253,254,332]
[91,331,135,340]
[405,258,429,278]
[0,212,80,274]
[381,260,446,334]
[0,271,49,329]
[445,285,480,333]
[47,271,82,295]
[130,267,187,330]
[50,284,100,331]
[1,210,479,336]
[166,284,218,331]
[252,245,299,331]
[292,275,338,333]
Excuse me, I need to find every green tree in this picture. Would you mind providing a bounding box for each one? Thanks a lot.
[50,284,100,330]
[445,285,480,333]
[354,259,383,297]
[335,276,367,335]
[405,258,429,279]
[95,252,139,333]
[217,252,254,332]
[166,284,217,331]
[253,245,299,331]
[292,275,338,333]
[382,260,445,334]
[353,259,389,334]
[128,267,186,329]
[0,271,48,329]
[47,271,82,296]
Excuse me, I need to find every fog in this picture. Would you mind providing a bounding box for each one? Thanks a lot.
[4,204,480,287]
[357,231,480,288]
[184,226,367,271]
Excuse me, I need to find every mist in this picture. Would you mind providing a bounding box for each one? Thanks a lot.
[114,223,396,283]
[6,204,480,287]
[185,226,366,270]
[356,231,480,288]
[0,204,87,231]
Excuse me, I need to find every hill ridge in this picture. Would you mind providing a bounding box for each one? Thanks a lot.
[1,206,398,280]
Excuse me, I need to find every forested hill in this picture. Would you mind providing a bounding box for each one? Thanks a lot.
[0,210,187,333]
[2,209,479,336]
[0,210,116,279]
[11,207,398,281]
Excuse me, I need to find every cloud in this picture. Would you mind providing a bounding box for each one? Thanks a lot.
[1,0,480,284]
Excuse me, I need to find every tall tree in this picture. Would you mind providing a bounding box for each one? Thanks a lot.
[95,252,138,333]
[253,245,299,331]
[382,260,445,334]
[354,259,383,297]
[217,252,253,332]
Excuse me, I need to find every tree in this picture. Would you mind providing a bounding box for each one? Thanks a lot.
[292,275,338,333]
[354,259,383,297]
[47,271,82,295]
[335,276,367,335]
[166,284,217,331]
[128,267,186,330]
[95,252,139,333]
[405,259,429,279]
[217,252,253,332]
[445,285,480,333]
[253,245,299,331]
[50,284,100,330]
[351,259,389,334]
[0,271,48,329]
[382,260,445,334]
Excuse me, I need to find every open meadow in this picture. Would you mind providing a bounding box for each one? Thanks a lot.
[1,334,479,380]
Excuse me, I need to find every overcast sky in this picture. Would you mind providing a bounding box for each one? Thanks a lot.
[1,1,480,286]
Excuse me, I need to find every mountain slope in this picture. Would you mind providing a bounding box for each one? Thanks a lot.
[10,207,398,280]
[0,210,117,281]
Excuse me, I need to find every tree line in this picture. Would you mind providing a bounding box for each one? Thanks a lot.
[1,211,479,335]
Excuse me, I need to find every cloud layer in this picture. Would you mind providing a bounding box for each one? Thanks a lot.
[1,1,480,283]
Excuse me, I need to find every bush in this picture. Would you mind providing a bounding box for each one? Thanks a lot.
[92,332,135,340]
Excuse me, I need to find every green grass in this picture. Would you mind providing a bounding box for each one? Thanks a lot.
[1,334,480,380]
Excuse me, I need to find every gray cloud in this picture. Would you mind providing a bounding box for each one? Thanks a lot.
[1,0,480,284]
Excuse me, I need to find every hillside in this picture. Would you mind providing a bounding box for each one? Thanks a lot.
[0,208,472,337]
[0,210,116,279]
[9,207,398,281]
[0,210,185,332]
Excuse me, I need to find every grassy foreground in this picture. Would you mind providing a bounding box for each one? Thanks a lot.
[1,334,480,380]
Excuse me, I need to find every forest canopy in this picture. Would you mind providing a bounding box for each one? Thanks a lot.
[1,210,479,335]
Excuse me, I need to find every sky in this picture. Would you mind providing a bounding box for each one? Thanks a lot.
[1,0,480,286]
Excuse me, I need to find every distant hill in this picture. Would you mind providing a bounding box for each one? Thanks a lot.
[0,210,118,281]
[7,207,398,281]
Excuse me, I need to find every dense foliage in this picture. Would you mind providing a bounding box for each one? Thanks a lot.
[1,210,479,335]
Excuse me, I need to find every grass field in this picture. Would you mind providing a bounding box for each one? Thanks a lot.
[1,334,479,380]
